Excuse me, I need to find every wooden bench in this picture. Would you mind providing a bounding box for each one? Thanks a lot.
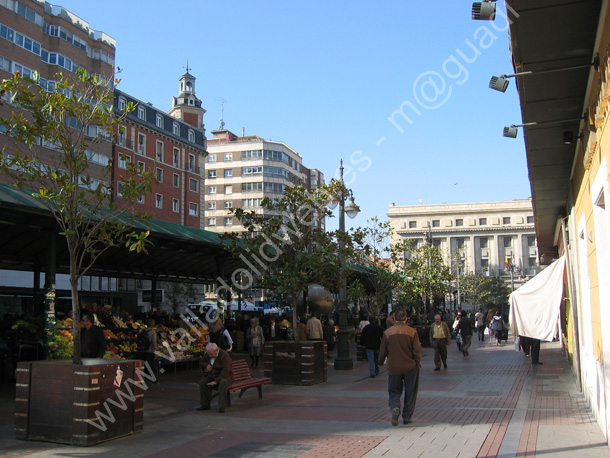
[212,359,272,407]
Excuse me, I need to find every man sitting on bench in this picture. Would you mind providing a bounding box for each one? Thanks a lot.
[197,342,234,413]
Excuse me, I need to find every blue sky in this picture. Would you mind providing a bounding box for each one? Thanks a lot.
[55,0,529,231]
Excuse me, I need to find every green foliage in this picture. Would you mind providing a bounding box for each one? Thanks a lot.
[222,183,356,338]
[0,70,154,363]
[348,217,407,314]
[460,273,511,309]
[396,244,452,312]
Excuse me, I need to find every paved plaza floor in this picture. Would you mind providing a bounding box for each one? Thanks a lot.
[1,337,609,457]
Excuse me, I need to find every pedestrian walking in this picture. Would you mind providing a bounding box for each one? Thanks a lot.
[361,317,384,378]
[475,308,486,341]
[454,312,473,356]
[246,317,264,368]
[378,309,421,426]
[489,311,506,346]
[307,313,323,340]
[429,313,452,371]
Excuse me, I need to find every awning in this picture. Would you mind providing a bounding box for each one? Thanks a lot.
[509,256,566,341]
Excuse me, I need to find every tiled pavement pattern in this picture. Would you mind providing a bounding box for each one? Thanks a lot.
[0,338,609,457]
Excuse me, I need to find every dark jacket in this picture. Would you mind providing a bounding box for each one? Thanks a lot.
[81,325,106,358]
[199,349,234,384]
[490,316,505,331]
[361,322,384,350]
[455,317,473,337]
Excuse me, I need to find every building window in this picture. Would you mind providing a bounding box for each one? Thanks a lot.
[527,215,534,224]
[503,216,511,224]
[188,129,195,142]
[189,203,198,216]
[408,221,417,229]
[155,141,164,162]
[137,161,145,175]
[208,170,216,179]
[503,237,512,248]
[156,167,163,182]
[137,194,144,204]
[208,201,216,210]
[208,217,216,226]
[156,114,163,128]
[172,198,179,213]
[224,169,233,178]
[480,238,488,249]
[189,178,198,192]
[118,153,131,170]
[527,235,536,247]
[117,126,126,145]
[208,154,217,163]
[172,148,180,167]
[480,259,489,275]
[224,153,233,162]
[188,154,195,172]
[118,97,126,111]
[479,217,487,226]
[224,185,232,194]
[528,257,537,268]
[138,106,146,120]
[137,133,146,155]
[173,122,180,135]
[432,220,440,228]
[155,194,162,209]
[455,218,463,227]
[224,201,233,209]
[456,238,466,251]
[208,186,216,194]
[173,173,179,188]
[224,217,233,226]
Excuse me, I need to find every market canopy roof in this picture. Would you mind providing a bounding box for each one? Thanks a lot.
[0,183,241,283]
[0,183,379,289]
[505,0,602,262]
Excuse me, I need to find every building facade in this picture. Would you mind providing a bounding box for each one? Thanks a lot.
[387,199,539,293]
[502,0,610,444]
[204,128,322,233]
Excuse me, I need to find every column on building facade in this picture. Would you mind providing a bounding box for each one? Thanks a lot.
[492,234,499,277]
[469,235,476,274]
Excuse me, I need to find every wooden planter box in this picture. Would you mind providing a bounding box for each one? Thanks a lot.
[15,359,144,446]
[263,340,327,385]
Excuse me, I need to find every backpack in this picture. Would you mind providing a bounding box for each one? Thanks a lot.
[136,330,151,352]
[210,329,230,350]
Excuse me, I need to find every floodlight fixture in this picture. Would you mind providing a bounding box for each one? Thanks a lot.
[490,57,600,92]
[472,0,496,20]
[503,118,585,139]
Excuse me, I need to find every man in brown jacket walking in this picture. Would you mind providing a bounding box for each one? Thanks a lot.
[379,309,422,426]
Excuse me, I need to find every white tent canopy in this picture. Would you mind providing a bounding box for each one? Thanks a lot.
[509,255,566,341]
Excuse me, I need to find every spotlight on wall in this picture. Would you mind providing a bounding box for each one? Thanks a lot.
[490,58,600,93]
[489,75,510,92]
[503,119,584,139]
[563,131,574,145]
[503,125,519,138]
[472,0,496,20]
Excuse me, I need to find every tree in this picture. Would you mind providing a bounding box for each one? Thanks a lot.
[0,70,154,364]
[397,244,452,314]
[349,217,408,315]
[460,273,510,311]
[221,183,353,341]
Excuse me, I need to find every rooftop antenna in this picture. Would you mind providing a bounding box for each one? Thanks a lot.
[217,97,228,130]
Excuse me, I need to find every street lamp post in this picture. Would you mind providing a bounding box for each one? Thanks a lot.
[328,159,360,370]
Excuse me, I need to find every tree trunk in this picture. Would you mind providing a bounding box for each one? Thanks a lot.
[292,295,299,342]
[70,255,82,365]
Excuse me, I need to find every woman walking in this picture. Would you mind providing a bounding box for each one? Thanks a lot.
[489,311,506,346]
[246,317,265,368]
